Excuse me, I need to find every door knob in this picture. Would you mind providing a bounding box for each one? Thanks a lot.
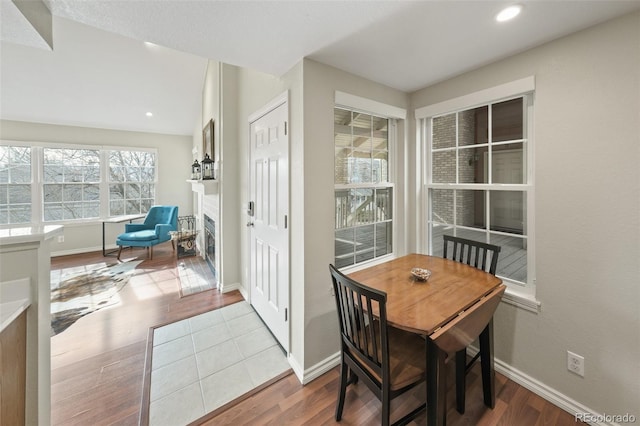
[246,222,254,227]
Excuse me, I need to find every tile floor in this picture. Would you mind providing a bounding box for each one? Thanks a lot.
[149,301,290,426]
[176,257,216,296]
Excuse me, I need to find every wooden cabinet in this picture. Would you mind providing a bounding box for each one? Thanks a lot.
[1,310,27,425]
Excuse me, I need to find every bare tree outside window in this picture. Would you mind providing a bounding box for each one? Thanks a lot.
[43,148,100,221]
[108,150,156,216]
[0,146,32,224]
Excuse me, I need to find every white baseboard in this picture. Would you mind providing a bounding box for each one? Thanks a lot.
[300,346,624,426]
[289,351,341,385]
[52,245,104,257]
[218,281,242,294]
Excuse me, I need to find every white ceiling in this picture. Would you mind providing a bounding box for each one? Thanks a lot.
[2,0,639,136]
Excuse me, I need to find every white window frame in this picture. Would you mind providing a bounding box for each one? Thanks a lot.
[415,77,540,312]
[0,140,157,228]
[334,92,406,273]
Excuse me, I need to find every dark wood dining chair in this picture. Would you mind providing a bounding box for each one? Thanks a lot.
[442,234,501,414]
[329,264,427,426]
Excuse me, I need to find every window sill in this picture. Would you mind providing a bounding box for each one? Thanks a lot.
[501,285,540,314]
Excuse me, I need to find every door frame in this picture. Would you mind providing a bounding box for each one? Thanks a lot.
[246,90,290,352]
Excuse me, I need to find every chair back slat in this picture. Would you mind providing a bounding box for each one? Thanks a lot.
[443,235,501,275]
[330,264,388,377]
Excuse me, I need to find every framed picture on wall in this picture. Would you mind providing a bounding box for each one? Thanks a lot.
[202,119,214,160]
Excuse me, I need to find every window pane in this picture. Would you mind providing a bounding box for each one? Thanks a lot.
[352,189,374,226]
[334,148,351,185]
[126,199,141,215]
[457,190,485,229]
[110,184,124,200]
[459,106,487,146]
[490,191,525,234]
[375,188,392,222]
[355,224,375,263]
[141,184,154,199]
[431,189,454,225]
[492,233,527,283]
[492,144,524,184]
[85,184,100,201]
[430,223,449,257]
[372,116,388,150]
[8,185,30,203]
[44,165,63,182]
[43,184,63,202]
[350,152,371,183]
[110,200,124,216]
[63,184,83,201]
[492,98,523,142]
[44,203,64,221]
[0,185,7,204]
[459,146,487,184]
[375,222,392,256]
[352,113,372,152]
[432,151,455,183]
[9,206,31,224]
[335,228,355,268]
[432,113,456,149]
[335,189,350,228]
[372,151,388,183]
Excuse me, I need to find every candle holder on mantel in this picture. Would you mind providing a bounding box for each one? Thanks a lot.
[191,159,201,180]
[202,153,214,180]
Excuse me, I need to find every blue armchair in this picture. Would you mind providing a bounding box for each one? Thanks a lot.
[116,205,178,260]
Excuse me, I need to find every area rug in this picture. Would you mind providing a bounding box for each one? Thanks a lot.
[50,260,143,336]
[141,301,291,426]
[176,256,216,297]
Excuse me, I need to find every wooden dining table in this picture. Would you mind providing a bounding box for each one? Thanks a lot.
[348,253,503,426]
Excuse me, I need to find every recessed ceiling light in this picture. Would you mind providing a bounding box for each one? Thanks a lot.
[496,5,522,22]
[146,112,153,117]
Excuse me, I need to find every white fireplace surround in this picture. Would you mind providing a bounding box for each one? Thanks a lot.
[188,180,219,276]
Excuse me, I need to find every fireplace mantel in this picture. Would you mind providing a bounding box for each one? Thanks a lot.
[187,179,218,194]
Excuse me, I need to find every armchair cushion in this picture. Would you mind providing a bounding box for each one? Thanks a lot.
[117,230,158,244]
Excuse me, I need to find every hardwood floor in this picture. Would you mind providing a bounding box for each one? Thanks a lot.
[50,247,581,426]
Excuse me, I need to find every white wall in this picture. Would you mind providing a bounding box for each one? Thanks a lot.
[301,59,409,367]
[411,12,640,418]
[233,62,305,368]
[0,120,193,255]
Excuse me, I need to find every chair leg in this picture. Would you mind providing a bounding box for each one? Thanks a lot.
[382,388,391,426]
[335,361,349,421]
[117,246,123,260]
[149,246,153,260]
[479,320,496,409]
[171,240,175,251]
[456,348,467,414]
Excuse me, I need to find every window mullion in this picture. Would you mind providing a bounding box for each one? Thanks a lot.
[100,150,110,219]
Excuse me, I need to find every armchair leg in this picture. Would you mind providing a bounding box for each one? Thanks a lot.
[149,246,153,260]
[171,240,175,251]
[117,246,123,260]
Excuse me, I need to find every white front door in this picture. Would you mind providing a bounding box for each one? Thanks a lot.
[248,97,289,352]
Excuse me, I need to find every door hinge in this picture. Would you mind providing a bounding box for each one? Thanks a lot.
[285,308,288,322]
[284,121,287,135]
[284,215,288,229]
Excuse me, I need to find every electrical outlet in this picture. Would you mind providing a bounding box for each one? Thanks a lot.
[567,351,584,377]
[57,235,64,243]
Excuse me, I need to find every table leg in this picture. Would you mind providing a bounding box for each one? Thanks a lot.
[426,337,447,426]
[479,318,496,409]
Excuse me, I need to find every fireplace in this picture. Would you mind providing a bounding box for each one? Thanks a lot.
[203,215,217,282]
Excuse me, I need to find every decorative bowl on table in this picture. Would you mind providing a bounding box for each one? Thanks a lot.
[411,267,432,281]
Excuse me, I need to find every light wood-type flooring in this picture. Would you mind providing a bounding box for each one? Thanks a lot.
[51,246,583,425]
